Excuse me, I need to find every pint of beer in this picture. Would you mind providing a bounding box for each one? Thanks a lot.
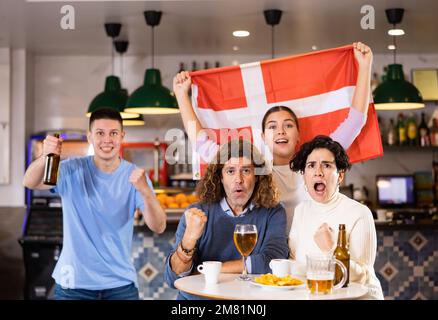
[305,254,347,295]
[306,272,335,294]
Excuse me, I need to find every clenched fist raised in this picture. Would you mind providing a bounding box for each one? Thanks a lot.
[129,168,152,196]
[184,207,207,243]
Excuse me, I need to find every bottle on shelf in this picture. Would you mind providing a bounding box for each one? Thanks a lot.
[387,118,397,146]
[333,224,350,288]
[204,61,209,70]
[215,61,220,68]
[43,133,61,186]
[431,118,438,147]
[191,61,198,72]
[397,113,407,146]
[418,112,431,147]
[370,72,379,92]
[406,113,418,146]
[178,62,185,73]
[378,116,386,145]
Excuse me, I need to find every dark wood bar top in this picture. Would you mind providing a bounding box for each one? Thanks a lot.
[375,219,438,230]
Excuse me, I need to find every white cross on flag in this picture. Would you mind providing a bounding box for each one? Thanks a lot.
[189,45,383,178]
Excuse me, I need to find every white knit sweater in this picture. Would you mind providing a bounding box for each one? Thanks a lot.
[288,192,384,300]
[272,165,309,235]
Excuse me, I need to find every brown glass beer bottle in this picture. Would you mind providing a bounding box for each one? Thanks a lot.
[334,224,350,287]
[43,133,61,186]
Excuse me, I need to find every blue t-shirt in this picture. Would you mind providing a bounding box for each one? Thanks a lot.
[52,156,152,290]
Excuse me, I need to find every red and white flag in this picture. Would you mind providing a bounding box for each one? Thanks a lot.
[189,45,383,178]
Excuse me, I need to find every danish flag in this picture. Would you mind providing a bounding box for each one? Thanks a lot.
[189,45,383,178]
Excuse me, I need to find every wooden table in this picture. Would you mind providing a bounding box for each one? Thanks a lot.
[174,273,368,300]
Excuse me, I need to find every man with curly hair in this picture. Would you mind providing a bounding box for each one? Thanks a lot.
[164,139,289,299]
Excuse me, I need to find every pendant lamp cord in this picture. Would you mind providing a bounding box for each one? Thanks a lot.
[393,24,397,64]
[271,26,275,59]
[151,26,155,68]
[111,39,115,75]
[121,53,124,84]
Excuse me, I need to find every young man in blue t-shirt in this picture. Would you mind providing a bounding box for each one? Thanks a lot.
[23,108,166,300]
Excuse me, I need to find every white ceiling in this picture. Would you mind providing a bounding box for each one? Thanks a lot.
[0,0,437,56]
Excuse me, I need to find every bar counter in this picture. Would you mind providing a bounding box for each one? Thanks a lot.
[131,219,437,300]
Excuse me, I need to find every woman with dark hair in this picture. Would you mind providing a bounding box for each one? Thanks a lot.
[164,140,288,299]
[289,135,383,299]
[174,42,373,234]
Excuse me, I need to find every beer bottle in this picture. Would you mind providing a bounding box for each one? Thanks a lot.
[406,113,418,146]
[334,224,350,287]
[43,133,61,186]
[178,62,185,73]
[397,113,407,146]
[378,116,385,145]
[387,118,397,146]
[418,112,430,147]
[431,118,438,147]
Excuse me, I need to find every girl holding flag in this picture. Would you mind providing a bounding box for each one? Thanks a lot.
[173,42,373,234]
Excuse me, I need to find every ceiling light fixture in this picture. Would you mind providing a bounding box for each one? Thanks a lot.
[114,40,145,126]
[264,9,283,59]
[86,23,137,119]
[232,30,250,37]
[373,8,424,110]
[124,10,179,115]
[388,28,405,36]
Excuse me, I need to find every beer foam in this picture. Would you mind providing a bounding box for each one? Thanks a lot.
[306,272,334,281]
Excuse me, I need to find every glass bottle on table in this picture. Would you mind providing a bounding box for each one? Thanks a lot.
[333,224,350,288]
[43,133,61,186]
[418,112,431,147]
[233,224,257,281]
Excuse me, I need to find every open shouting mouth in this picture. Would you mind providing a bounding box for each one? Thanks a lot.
[274,138,289,145]
[314,181,326,195]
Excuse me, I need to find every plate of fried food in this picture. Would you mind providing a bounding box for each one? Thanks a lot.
[251,273,306,290]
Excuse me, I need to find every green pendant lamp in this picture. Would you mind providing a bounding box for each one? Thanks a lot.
[373,8,424,110]
[373,64,424,110]
[123,114,145,126]
[86,76,138,118]
[122,86,144,126]
[87,23,139,119]
[124,11,179,115]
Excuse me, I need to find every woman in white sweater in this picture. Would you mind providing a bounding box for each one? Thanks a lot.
[289,135,383,299]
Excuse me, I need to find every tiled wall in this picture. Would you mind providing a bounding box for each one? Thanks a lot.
[375,228,437,300]
[132,225,438,300]
[132,225,178,300]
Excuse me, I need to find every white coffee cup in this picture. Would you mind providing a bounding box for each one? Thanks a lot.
[269,259,293,277]
[197,261,222,285]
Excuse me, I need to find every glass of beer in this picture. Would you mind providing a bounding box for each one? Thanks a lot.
[233,224,258,281]
[306,254,347,295]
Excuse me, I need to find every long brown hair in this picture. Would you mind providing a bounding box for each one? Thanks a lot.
[196,139,279,208]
